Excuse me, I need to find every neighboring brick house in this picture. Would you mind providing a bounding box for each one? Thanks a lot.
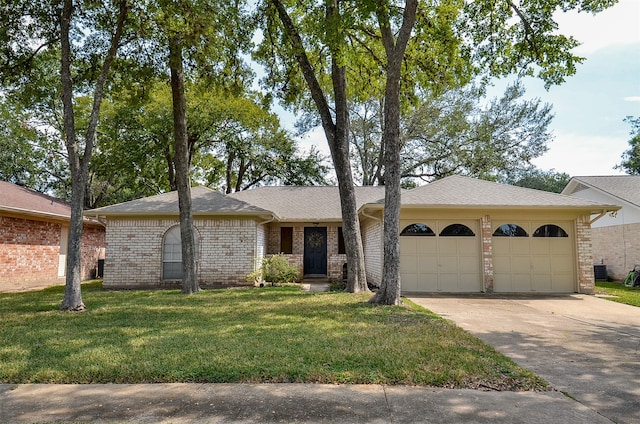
[0,181,106,292]
[562,176,640,280]
[89,176,618,294]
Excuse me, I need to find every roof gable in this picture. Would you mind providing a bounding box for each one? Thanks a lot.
[562,176,640,208]
[229,186,386,221]
[89,186,270,216]
[393,175,618,210]
[0,181,71,219]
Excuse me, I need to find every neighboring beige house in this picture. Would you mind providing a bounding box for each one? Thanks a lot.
[89,176,619,294]
[0,181,105,292]
[562,175,640,280]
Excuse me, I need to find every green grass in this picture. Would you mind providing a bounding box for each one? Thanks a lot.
[0,281,545,390]
[595,281,640,307]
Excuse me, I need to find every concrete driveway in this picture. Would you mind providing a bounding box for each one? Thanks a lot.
[409,294,640,424]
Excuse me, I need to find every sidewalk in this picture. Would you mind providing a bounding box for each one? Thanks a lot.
[0,383,611,423]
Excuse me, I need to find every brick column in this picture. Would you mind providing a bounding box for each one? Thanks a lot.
[576,215,595,294]
[481,215,494,293]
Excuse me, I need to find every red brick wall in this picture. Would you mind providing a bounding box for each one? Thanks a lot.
[0,215,105,292]
[0,215,62,290]
[81,225,106,280]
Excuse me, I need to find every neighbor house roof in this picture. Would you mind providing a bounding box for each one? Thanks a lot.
[363,175,619,213]
[0,181,73,220]
[561,176,640,209]
[229,186,387,221]
[87,186,272,217]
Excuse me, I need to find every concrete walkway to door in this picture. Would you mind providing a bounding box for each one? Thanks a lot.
[408,294,640,424]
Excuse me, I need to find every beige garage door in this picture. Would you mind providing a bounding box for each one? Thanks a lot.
[493,222,575,293]
[400,220,482,292]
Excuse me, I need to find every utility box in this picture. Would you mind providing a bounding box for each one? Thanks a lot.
[593,264,607,282]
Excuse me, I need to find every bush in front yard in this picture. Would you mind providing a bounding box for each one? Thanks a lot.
[247,254,300,285]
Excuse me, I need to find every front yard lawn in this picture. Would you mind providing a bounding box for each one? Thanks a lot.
[0,281,545,390]
[595,281,640,307]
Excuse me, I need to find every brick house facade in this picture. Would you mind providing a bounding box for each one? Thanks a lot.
[562,176,640,280]
[0,182,105,292]
[91,177,617,294]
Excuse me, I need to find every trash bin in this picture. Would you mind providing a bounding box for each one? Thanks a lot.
[593,264,607,282]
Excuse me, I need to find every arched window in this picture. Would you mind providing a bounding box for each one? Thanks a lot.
[533,224,568,238]
[440,224,475,237]
[162,226,199,280]
[400,223,435,236]
[493,224,528,237]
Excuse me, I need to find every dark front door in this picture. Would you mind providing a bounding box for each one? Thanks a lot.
[304,227,327,276]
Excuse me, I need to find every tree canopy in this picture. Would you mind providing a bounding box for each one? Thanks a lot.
[617,117,640,175]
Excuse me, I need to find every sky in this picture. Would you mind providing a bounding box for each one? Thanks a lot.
[277,0,640,178]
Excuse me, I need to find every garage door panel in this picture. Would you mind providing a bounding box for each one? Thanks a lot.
[511,242,532,255]
[458,256,480,272]
[402,273,419,291]
[494,221,576,293]
[458,274,482,291]
[417,276,439,291]
[438,240,458,255]
[531,256,551,273]
[493,256,513,273]
[492,239,511,254]
[400,220,481,293]
[439,256,459,272]
[417,238,437,254]
[458,241,479,255]
[550,239,571,254]
[510,256,531,270]
[512,274,533,291]
[400,238,417,254]
[531,278,553,291]
[400,255,418,273]
[552,258,573,273]
[419,257,437,273]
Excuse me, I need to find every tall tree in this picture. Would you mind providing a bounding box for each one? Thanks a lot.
[260,0,369,293]
[616,117,640,175]
[350,82,554,185]
[145,0,253,293]
[58,0,128,310]
[1,0,129,310]
[370,0,419,305]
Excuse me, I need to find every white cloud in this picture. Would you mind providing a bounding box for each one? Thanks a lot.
[532,133,628,176]
[555,0,640,54]
[624,96,640,102]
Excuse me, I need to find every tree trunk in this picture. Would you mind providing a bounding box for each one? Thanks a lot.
[370,0,418,305]
[169,35,200,295]
[59,0,127,311]
[270,0,368,293]
[59,0,85,311]
[329,26,367,293]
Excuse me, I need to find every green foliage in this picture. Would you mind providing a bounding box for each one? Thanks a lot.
[0,282,545,389]
[502,166,571,193]
[350,81,554,185]
[616,117,640,175]
[248,254,301,285]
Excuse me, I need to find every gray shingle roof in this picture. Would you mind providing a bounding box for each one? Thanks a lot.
[0,181,71,219]
[391,175,619,211]
[562,176,640,208]
[229,186,386,221]
[88,186,271,216]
